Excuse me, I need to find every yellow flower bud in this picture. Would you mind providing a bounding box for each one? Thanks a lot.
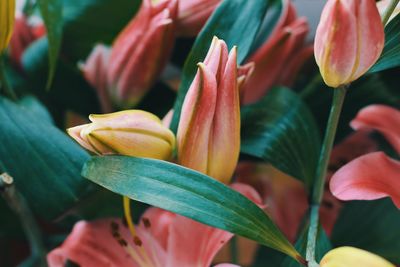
[320,247,395,267]
[0,0,16,53]
[67,110,176,160]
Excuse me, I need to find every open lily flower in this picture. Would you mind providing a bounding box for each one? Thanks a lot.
[330,105,400,209]
[47,183,262,267]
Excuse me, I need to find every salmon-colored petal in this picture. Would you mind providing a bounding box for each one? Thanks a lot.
[47,220,136,267]
[315,0,384,87]
[243,17,309,104]
[165,183,262,267]
[351,105,400,154]
[177,63,218,174]
[208,47,240,183]
[330,152,400,209]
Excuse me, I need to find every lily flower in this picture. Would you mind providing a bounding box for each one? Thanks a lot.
[47,183,263,267]
[330,105,400,209]
[241,0,312,104]
[67,110,176,160]
[80,0,178,110]
[314,0,385,88]
[177,37,251,184]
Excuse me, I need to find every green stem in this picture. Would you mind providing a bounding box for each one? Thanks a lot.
[0,55,17,101]
[306,86,347,264]
[381,0,400,26]
[300,74,323,99]
[230,236,239,265]
[0,173,47,266]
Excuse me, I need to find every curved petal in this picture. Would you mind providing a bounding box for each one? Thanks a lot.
[351,105,400,154]
[165,183,262,267]
[330,152,400,209]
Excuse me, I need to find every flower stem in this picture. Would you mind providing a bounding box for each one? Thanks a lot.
[381,0,400,26]
[306,86,347,264]
[0,173,47,266]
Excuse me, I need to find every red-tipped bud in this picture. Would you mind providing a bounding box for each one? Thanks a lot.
[80,0,178,110]
[177,37,249,184]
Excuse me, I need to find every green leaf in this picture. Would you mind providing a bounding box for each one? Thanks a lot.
[241,87,321,188]
[18,96,53,124]
[82,155,303,261]
[38,0,63,88]
[369,14,400,73]
[169,0,283,133]
[0,96,91,220]
[331,199,400,263]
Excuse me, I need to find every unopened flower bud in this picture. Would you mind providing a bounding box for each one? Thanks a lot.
[68,110,176,160]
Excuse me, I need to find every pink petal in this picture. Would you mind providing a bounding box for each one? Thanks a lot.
[330,152,400,209]
[165,183,263,267]
[351,105,400,154]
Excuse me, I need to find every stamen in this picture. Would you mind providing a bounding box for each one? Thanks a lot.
[123,196,137,237]
[142,217,151,228]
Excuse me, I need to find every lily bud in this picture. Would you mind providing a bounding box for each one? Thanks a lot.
[67,110,176,160]
[80,0,178,110]
[176,0,220,37]
[320,247,395,267]
[108,0,178,108]
[241,1,311,104]
[314,0,385,88]
[0,0,16,53]
[177,37,248,184]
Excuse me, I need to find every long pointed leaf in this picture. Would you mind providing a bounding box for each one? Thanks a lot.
[82,155,303,261]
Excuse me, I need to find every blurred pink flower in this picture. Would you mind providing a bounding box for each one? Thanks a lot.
[176,0,220,37]
[9,15,45,68]
[47,183,262,267]
[330,105,400,208]
[80,0,178,110]
[241,0,312,104]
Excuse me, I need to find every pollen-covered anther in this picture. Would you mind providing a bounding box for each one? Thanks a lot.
[142,217,151,228]
[133,236,143,246]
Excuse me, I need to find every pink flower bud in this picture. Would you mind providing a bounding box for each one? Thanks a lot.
[67,110,176,160]
[177,37,248,184]
[176,0,220,37]
[241,1,310,104]
[314,0,385,88]
[80,0,178,110]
